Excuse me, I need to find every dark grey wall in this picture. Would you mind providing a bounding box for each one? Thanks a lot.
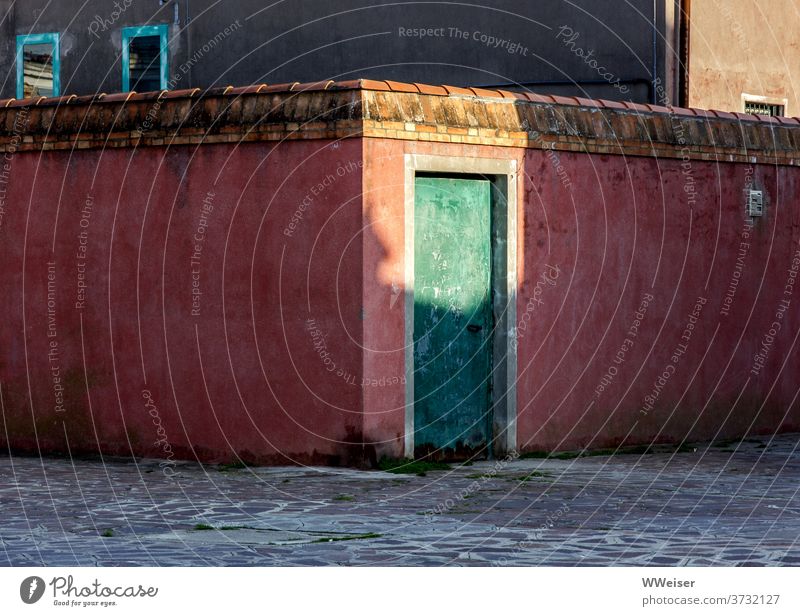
[0,0,672,103]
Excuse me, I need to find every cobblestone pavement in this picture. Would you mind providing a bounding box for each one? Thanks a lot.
[1,434,799,566]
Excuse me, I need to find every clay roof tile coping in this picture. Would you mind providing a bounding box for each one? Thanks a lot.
[261,83,298,93]
[468,87,505,99]
[36,94,78,107]
[754,114,779,124]
[384,81,419,93]
[549,95,580,106]
[667,106,696,117]
[0,80,794,130]
[524,93,555,104]
[163,88,201,99]
[646,103,672,114]
[70,94,106,105]
[414,83,449,96]
[710,109,738,120]
[293,80,336,92]
[328,80,365,91]
[101,91,138,103]
[689,108,715,118]
[575,97,603,108]
[442,84,475,97]
[7,97,40,108]
[358,79,391,92]
[202,86,235,97]
[598,99,628,110]
[226,84,268,95]
[130,91,165,102]
[623,101,651,113]
[498,90,524,100]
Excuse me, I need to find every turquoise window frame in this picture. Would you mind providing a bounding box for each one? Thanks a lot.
[121,24,169,92]
[16,33,61,99]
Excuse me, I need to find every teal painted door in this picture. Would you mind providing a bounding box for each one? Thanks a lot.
[414,177,492,458]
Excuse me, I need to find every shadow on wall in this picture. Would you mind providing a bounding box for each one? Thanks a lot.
[0,136,386,468]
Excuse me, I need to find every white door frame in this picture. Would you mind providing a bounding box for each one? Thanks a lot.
[403,154,518,458]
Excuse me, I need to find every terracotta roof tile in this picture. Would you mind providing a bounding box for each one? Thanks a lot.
[71,94,106,105]
[293,80,336,92]
[524,93,555,104]
[646,103,671,114]
[203,86,234,97]
[8,97,41,107]
[163,88,201,99]
[690,108,715,118]
[102,92,138,103]
[131,91,165,101]
[227,84,268,95]
[261,82,298,93]
[468,87,505,99]
[710,109,738,120]
[442,85,474,96]
[623,101,651,113]
[598,99,627,110]
[38,94,78,106]
[668,106,695,117]
[414,83,448,96]
[0,79,792,133]
[550,95,579,106]
[575,97,603,108]
[358,79,391,92]
[385,80,419,93]
[328,80,364,91]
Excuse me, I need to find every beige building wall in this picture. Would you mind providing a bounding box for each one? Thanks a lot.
[688,0,800,116]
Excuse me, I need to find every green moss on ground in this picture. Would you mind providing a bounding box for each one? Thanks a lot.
[378,458,451,476]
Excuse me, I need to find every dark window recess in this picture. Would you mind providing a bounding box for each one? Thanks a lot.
[22,43,55,97]
[128,35,162,92]
[744,100,785,117]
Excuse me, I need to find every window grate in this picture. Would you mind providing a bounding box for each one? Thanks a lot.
[744,100,785,117]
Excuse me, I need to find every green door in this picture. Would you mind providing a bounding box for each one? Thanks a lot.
[414,176,492,459]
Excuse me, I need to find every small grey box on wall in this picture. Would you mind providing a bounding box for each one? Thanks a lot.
[747,190,764,217]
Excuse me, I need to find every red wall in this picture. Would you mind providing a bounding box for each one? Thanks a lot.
[361,139,800,455]
[0,139,370,465]
[517,149,800,451]
[2,135,798,464]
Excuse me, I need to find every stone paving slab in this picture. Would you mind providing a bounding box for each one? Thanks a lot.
[1,434,799,566]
